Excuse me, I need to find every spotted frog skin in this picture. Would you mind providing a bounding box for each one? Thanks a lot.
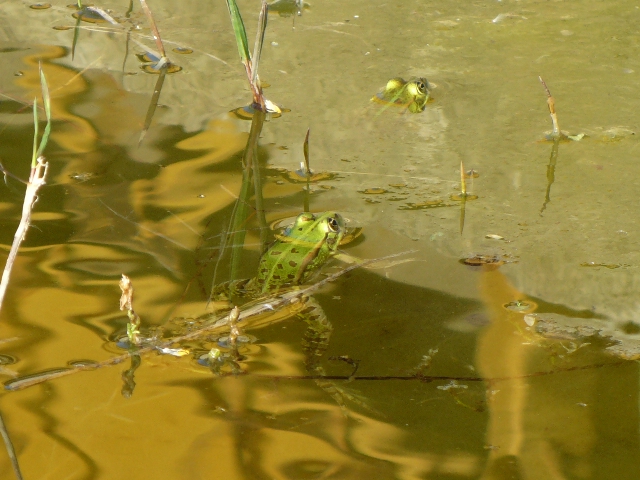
[217,211,345,299]
[373,77,430,113]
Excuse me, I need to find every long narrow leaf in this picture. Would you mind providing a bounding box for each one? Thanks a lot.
[138,0,167,59]
[36,65,52,159]
[226,0,251,65]
[251,0,268,87]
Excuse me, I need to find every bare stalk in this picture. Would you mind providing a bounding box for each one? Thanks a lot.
[0,157,48,311]
[138,0,167,60]
[539,76,560,137]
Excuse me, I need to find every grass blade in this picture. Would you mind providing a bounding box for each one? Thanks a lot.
[251,0,268,87]
[138,0,166,58]
[36,64,52,159]
[226,0,251,66]
[303,128,311,175]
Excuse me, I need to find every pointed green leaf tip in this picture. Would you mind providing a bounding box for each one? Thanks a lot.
[226,0,251,65]
[37,65,52,159]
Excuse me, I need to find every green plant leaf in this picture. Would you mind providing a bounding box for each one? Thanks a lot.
[36,66,52,159]
[226,0,251,65]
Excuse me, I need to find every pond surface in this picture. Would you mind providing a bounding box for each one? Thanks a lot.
[1,0,640,478]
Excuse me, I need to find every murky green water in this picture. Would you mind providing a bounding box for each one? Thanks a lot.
[1,0,640,478]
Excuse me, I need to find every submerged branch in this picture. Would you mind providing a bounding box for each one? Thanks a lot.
[5,251,416,391]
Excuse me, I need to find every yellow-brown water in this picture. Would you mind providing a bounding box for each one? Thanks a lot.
[1,1,640,478]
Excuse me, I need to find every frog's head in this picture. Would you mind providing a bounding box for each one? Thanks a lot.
[377,77,430,113]
[406,78,429,98]
[285,211,345,253]
[406,78,429,112]
[257,212,345,292]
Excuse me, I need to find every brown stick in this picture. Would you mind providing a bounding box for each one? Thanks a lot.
[539,76,560,137]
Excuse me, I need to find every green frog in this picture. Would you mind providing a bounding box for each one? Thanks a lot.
[373,77,430,113]
[213,211,345,300]
[209,211,353,407]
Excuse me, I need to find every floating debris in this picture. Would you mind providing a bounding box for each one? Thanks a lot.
[0,355,17,365]
[230,102,285,120]
[503,300,537,313]
[141,62,182,74]
[524,314,537,327]
[30,3,52,9]
[485,234,505,241]
[399,200,454,210]
[580,262,629,269]
[437,380,468,391]
[450,193,478,201]
[157,347,190,357]
[53,25,73,30]
[360,187,387,194]
[67,360,98,369]
[172,47,194,54]
[492,13,527,23]
[460,255,505,267]
[72,8,109,23]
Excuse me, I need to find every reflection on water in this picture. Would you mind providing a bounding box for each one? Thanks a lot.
[2,0,640,478]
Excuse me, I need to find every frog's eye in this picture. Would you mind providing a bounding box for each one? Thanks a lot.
[326,217,340,232]
[416,81,427,94]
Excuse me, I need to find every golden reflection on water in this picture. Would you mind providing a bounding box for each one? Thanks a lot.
[476,265,638,479]
[3,1,640,478]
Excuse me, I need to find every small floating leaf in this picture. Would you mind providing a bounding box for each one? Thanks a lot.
[503,300,537,313]
[30,3,52,9]
[157,347,190,357]
[230,103,284,120]
[141,63,182,74]
[72,9,108,23]
[567,133,585,141]
[460,255,504,267]
[450,193,478,201]
[172,47,194,54]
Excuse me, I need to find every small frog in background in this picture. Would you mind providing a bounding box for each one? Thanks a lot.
[373,77,430,113]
